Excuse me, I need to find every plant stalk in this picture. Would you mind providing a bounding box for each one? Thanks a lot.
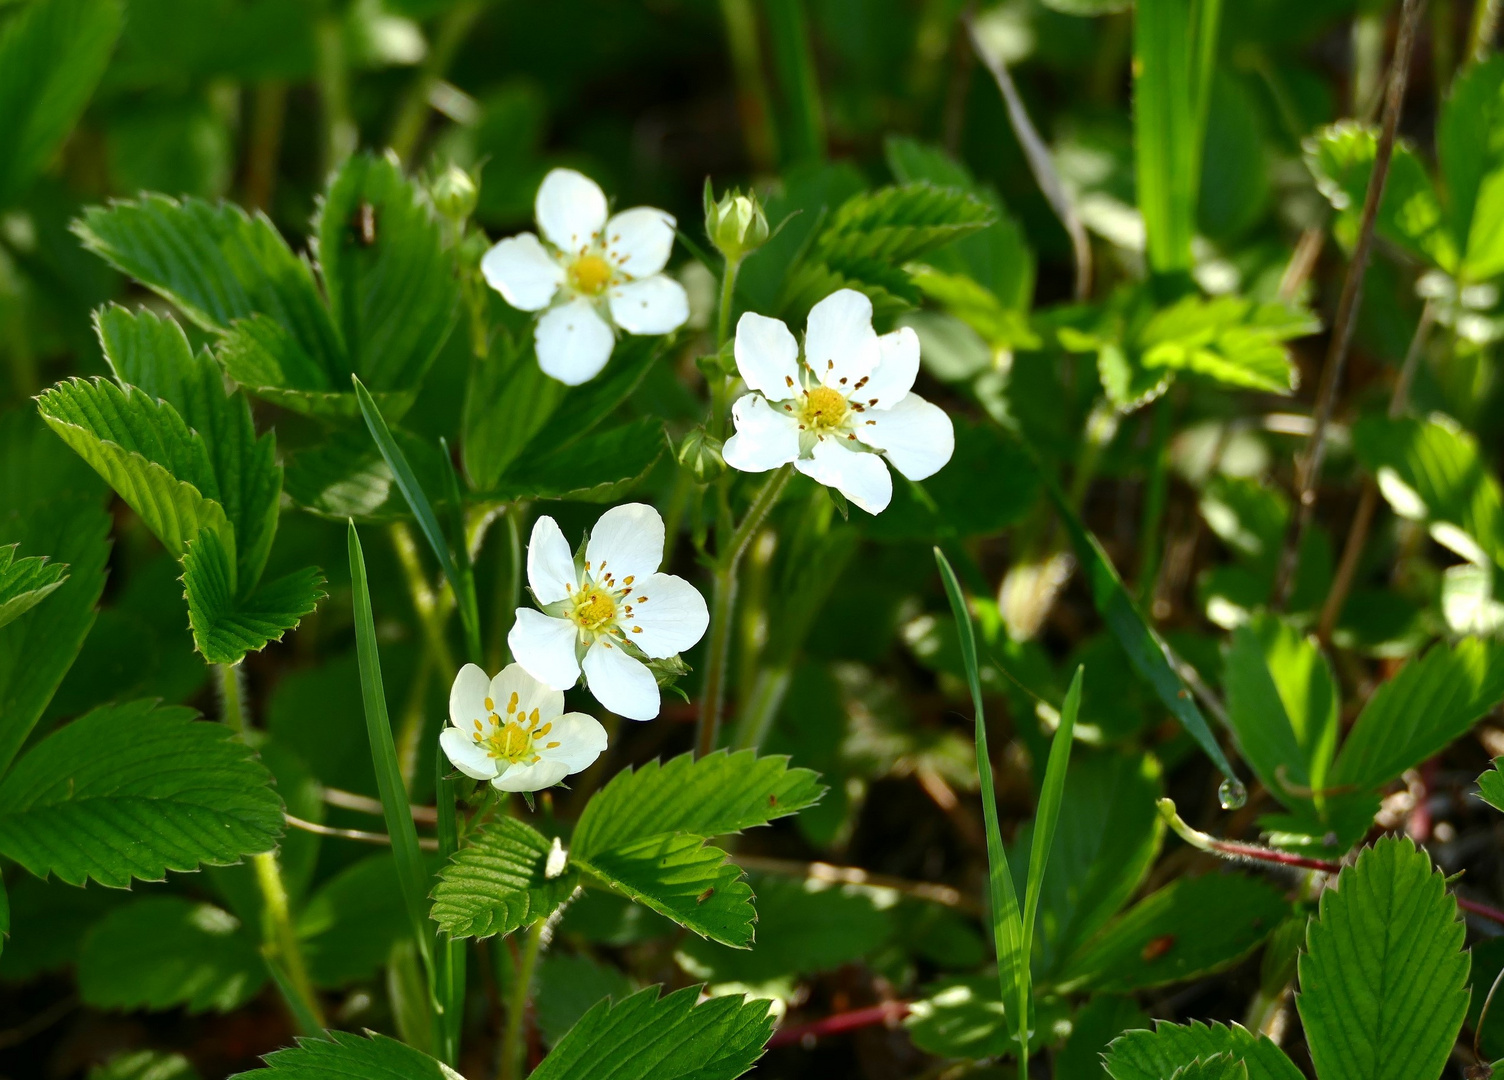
[499,919,546,1080]
[389,0,483,162]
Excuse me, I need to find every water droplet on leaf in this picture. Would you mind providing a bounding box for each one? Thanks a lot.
[1218,778,1247,810]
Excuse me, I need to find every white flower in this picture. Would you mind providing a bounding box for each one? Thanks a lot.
[440,662,608,792]
[480,167,690,386]
[508,503,708,721]
[721,288,955,515]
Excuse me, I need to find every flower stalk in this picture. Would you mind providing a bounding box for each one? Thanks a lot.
[500,918,547,1080]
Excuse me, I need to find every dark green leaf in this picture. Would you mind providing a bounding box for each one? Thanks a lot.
[1054,996,1150,1080]
[574,834,755,949]
[1478,758,1504,813]
[430,817,578,939]
[182,530,324,664]
[228,1031,456,1079]
[535,953,636,1047]
[298,852,428,988]
[1104,1020,1304,1080]
[0,543,68,630]
[488,418,665,504]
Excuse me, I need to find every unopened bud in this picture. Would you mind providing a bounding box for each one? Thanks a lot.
[704,183,769,262]
[432,164,478,223]
[676,427,725,482]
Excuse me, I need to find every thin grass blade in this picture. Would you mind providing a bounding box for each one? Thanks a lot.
[1021,665,1083,970]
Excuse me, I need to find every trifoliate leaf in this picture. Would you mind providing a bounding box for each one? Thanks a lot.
[1055,873,1287,992]
[1104,1020,1304,1080]
[78,897,265,1013]
[229,1031,461,1079]
[430,817,578,940]
[0,0,122,207]
[182,530,325,664]
[573,834,756,949]
[571,750,824,858]
[528,985,774,1080]
[0,699,284,887]
[0,543,68,630]
[1296,836,1470,1080]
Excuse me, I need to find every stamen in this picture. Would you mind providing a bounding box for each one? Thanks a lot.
[484,697,494,711]
[508,692,519,713]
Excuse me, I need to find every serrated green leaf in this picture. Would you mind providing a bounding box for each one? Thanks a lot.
[528,984,774,1080]
[96,305,281,587]
[1437,55,1504,280]
[73,194,342,372]
[1171,1056,1248,1080]
[1056,873,1287,992]
[574,834,755,948]
[1054,995,1150,1080]
[1330,637,1504,791]
[37,376,235,564]
[571,750,824,858]
[1138,296,1314,394]
[1352,413,1504,572]
[488,418,666,504]
[182,530,325,664]
[0,699,283,888]
[0,543,68,630]
[229,1031,460,1079]
[78,896,265,1013]
[817,183,996,263]
[431,817,578,939]
[1296,836,1470,1080]
[0,0,122,206]
[89,1051,201,1080]
[1104,1020,1304,1080]
[315,152,458,392]
[1478,758,1504,812]
[1306,122,1456,271]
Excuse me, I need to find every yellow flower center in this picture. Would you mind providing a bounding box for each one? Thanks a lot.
[471,691,558,763]
[569,254,613,295]
[800,385,849,432]
[573,589,617,631]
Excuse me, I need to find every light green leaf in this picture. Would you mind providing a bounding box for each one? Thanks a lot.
[0,543,68,630]
[573,834,755,949]
[1296,836,1470,1080]
[1330,637,1504,791]
[1138,296,1315,394]
[182,530,325,664]
[1306,122,1457,272]
[89,1051,201,1080]
[1352,413,1504,572]
[535,953,636,1047]
[0,0,122,206]
[1056,873,1287,992]
[430,817,578,940]
[528,985,774,1080]
[0,699,283,888]
[814,183,996,264]
[72,195,343,373]
[1104,1020,1304,1080]
[96,305,281,587]
[1477,757,1504,812]
[1437,55,1504,280]
[315,153,458,392]
[36,376,235,564]
[228,1031,460,1079]
[78,897,265,1013]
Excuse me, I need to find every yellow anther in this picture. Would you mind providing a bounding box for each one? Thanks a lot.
[569,254,613,294]
[574,590,616,630]
[538,722,552,736]
[484,696,494,711]
[800,386,849,432]
[507,692,519,713]
[546,741,561,749]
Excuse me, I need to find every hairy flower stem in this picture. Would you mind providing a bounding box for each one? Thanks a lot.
[216,663,326,1031]
[697,465,794,758]
[499,919,546,1080]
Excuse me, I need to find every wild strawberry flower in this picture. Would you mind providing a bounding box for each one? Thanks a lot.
[441,662,608,792]
[509,503,708,721]
[480,167,690,386]
[721,288,954,514]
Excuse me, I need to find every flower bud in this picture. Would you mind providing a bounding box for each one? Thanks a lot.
[704,184,769,262]
[676,427,725,482]
[432,165,478,223]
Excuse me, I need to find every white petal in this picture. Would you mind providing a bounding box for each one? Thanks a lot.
[723,393,800,473]
[861,392,955,481]
[526,515,577,605]
[795,438,893,515]
[448,662,490,729]
[488,662,565,725]
[734,312,800,399]
[508,609,581,691]
[627,573,709,658]
[585,503,664,584]
[535,168,608,253]
[492,759,570,792]
[534,712,609,771]
[608,276,689,335]
[535,297,615,385]
[582,640,660,720]
[480,233,564,312]
[604,207,676,278]
[805,288,880,389]
[863,326,921,408]
[439,728,499,781]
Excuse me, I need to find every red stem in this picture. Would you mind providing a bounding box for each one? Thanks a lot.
[1207,838,1341,873]
[1459,897,1504,926]
[767,1001,911,1048]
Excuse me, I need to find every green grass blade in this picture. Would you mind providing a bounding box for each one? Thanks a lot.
[764,0,826,163]
[352,375,478,654]
[434,750,465,1064]
[439,435,482,666]
[1134,0,1197,278]
[1020,665,1082,973]
[934,547,1028,1066]
[347,522,437,997]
